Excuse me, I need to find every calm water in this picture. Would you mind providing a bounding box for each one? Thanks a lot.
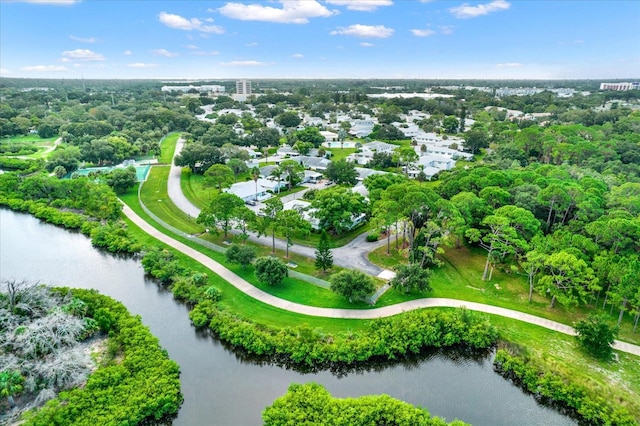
[0,209,575,426]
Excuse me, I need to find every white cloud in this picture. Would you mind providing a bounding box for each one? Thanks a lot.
[152,48,178,58]
[61,49,105,61]
[325,0,392,12]
[291,53,304,58]
[360,42,374,47]
[69,35,96,43]
[158,12,224,34]
[127,63,158,68]
[21,65,68,72]
[220,60,271,66]
[450,0,510,18]
[246,42,258,47]
[193,50,220,56]
[5,0,79,4]
[123,50,132,56]
[331,24,394,38]
[186,44,199,50]
[219,0,336,24]
[495,62,522,68]
[0,68,11,76]
[411,29,435,37]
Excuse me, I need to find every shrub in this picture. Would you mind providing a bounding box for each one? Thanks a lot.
[254,257,288,286]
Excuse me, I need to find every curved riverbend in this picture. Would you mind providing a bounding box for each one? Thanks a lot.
[1,208,577,425]
[121,204,640,357]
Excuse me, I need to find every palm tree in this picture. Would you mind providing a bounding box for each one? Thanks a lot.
[251,166,260,202]
[270,166,283,194]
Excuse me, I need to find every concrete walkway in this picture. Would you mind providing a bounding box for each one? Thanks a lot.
[122,203,640,357]
[166,138,393,278]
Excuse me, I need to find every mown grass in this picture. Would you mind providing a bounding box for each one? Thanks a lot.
[136,166,343,279]
[371,244,640,345]
[3,135,58,144]
[122,181,373,310]
[491,315,640,418]
[327,147,357,162]
[158,133,180,164]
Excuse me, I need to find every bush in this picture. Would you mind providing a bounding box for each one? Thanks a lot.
[225,244,256,269]
[365,232,379,242]
[574,314,618,360]
[254,256,288,286]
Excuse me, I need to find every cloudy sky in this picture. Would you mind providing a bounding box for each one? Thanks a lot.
[1,0,638,80]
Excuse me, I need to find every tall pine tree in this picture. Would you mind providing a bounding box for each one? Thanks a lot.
[315,230,333,272]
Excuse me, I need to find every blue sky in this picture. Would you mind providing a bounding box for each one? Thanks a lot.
[1,0,639,80]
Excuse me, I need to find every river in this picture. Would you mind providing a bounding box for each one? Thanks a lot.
[0,209,575,426]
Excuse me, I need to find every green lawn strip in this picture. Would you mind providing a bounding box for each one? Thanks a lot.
[121,188,375,310]
[120,213,369,334]
[3,135,58,144]
[138,166,204,234]
[181,168,210,209]
[274,185,306,198]
[370,244,640,345]
[158,132,180,164]
[491,315,640,417]
[327,147,356,162]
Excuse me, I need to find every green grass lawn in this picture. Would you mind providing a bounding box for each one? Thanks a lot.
[370,243,640,345]
[3,135,58,144]
[327,147,357,162]
[158,132,180,164]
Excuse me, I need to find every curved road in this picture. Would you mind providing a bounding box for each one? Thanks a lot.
[167,137,391,277]
[122,203,640,357]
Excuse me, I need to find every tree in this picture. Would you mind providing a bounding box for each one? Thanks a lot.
[105,166,137,194]
[174,142,224,173]
[46,145,81,173]
[227,158,248,176]
[390,263,432,294]
[247,127,280,149]
[204,164,235,190]
[295,126,325,147]
[398,146,419,176]
[330,270,375,303]
[463,128,489,154]
[314,230,333,272]
[574,315,618,360]
[279,159,304,190]
[442,116,459,134]
[276,111,301,128]
[259,197,284,253]
[537,250,599,308]
[197,192,246,238]
[254,256,288,286]
[225,244,256,269]
[324,159,357,186]
[270,166,284,193]
[276,209,311,258]
[311,186,368,235]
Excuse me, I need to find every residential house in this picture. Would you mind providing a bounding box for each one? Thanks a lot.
[347,141,399,165]
[225,178,285,203]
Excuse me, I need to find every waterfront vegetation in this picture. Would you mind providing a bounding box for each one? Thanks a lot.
[263,383,467,426]
[1,79,640,424]
[0,284,181,425]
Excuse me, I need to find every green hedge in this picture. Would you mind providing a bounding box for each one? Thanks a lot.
[263,383,468,426]
[22,289,183,425]
[494,349,638,425]
[189,302,497,366]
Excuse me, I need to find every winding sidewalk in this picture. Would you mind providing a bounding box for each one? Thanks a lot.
[122,203,640,357]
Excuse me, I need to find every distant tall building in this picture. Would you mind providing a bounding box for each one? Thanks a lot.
[600,82,640,91]
[236,80,252,95]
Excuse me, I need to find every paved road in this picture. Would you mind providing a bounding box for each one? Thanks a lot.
[166,138,391,277]
[121,203,640,357]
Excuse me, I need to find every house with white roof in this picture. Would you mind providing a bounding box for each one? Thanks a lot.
[224,178,285,203]
[319,130,339,143]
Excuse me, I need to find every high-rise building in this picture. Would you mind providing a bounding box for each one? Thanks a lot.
[600,82,640,91]
[236,80,252,95]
